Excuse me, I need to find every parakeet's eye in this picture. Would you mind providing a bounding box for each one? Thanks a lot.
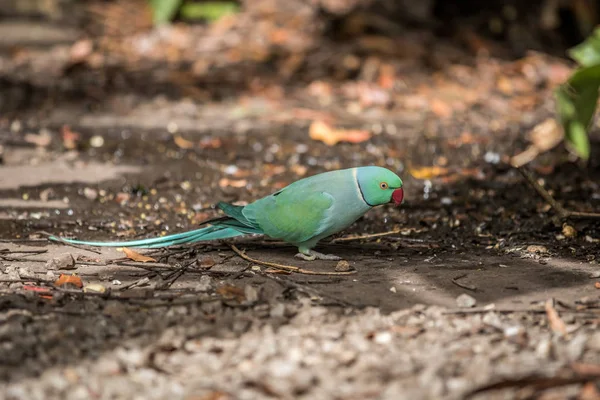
[379,182,389,190]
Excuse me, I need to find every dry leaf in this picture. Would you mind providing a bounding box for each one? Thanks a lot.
[595,282,600,289]
[511,118,563,167]
[174,135,195,149]
[291,164,308,176]
[409,166,449,180]
[54,274,83,289]
[199,137,222,149]
[216,285,246,301]
[61,125,80,150]
[545,299,567,336]
[198,256,216,268]
[529,118,563,152]
[22,285,53,299]
[309,120,371,146]
[120,247,157,263]
[429,98,453,118]
[22,285,51,294]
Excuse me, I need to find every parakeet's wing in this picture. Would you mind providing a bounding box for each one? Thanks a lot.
[242,190,335,244]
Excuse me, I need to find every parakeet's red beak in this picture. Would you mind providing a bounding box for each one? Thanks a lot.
[392,188,404,205]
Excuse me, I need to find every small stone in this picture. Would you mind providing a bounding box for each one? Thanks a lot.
[562,223,577,238]
[526,245,548,254]
[390,286,397,293]
[244,285,259,304]
[17,266,36,279]
[45,253,76,270]
[90,135,104,148]
[39,188,54,202]
[373,330,393,345]
[536,337,553,358]
[4,266,20,280]
[83,187,98,201]
[335,260,351,272]
[503,325,527,346]
[456,293,477,308]
[195,275,212,292]
[589,271,600,279]
[45,270,56,280]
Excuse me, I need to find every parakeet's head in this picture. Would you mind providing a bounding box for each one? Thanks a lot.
[356,166,404,206]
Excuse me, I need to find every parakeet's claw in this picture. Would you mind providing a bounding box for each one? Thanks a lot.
[295,250,342,261]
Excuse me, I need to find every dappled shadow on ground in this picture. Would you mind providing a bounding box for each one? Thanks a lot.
[1,232,598,383]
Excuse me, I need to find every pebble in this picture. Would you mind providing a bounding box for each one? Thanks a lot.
[244,285,260,304]
[456,294,477,308]
[83,187,98,201]
[335,260,351,272]
[562,224,577,238]
[90,135,105,148]
[526,245,548,254]
[4,266,20,280]
[17,266,36,279]
[45,253,76,270]
[195,275,213,292]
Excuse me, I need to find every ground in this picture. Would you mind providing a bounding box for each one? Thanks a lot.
[1,4,600,398]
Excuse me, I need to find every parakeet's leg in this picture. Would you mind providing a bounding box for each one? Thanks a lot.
[295,248,342,261]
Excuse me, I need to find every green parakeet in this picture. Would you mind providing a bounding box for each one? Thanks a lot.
[50,166,404,260]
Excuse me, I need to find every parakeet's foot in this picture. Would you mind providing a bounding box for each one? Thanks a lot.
[295,250,342,261]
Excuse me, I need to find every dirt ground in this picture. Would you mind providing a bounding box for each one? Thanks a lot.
[1,3,600,398]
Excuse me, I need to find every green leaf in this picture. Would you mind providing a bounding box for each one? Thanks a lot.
[180,1,240,22]
[566,121,591,159]
[149,0,182,25]
[569,27,600,67]
[554,64,600,160]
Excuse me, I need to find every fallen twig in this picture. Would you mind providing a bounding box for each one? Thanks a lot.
[466,375,599,398]
[0,249,48,255]
[156,259,198,289]
[518,167,600,220]
[331,229,403,243]
[0,256,47,263]
[229,244,356,275]
[0,239,49,243]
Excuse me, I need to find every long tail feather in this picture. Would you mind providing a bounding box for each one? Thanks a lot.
[49,226,246,249]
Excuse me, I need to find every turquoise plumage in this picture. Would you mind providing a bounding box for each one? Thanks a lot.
[50,166,404,260]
